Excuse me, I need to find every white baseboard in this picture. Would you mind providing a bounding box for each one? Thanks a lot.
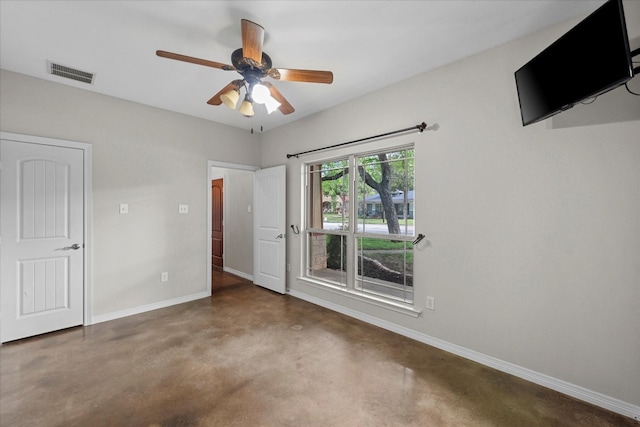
[222,267,253,282]
[90,291,210,325]
[287,289,640,421]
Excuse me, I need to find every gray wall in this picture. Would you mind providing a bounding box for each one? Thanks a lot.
[0,70,260,316]
[260,2,640,409]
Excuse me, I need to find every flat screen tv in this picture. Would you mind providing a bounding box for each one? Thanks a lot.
[515,0,634,126]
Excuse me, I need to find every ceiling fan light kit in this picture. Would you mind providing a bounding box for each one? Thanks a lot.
[220,81,281,116]
[251,83,271,104]
[264,96,282,114]
[220,88,240,109]
[157,19,333,119]
[238,97,255,117]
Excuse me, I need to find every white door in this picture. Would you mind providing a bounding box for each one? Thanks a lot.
[1,140,85,343]
[253,165,286,294]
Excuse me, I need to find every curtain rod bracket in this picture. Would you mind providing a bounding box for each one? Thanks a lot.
[286,121,429,159]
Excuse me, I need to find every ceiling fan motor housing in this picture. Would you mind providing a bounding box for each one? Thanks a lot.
[231,48,272,74]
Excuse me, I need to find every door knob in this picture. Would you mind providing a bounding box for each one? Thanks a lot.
[57,243,82,251]
[275,234,285,239]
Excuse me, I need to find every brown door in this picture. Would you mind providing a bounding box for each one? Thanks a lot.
[212,179,223,269]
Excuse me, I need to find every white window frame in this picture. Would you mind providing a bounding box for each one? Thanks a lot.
[299,144,420,317]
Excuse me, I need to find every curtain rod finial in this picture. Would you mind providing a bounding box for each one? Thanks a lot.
[418,122,427,132]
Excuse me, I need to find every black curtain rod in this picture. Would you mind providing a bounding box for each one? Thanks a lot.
[286,122,427,159]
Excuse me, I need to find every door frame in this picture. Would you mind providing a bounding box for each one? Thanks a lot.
[0,132,93,338]
[207,160,258,295]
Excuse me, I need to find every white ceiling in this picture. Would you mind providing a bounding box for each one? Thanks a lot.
[0,1,604,132]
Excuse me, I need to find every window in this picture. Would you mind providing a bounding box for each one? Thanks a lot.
[304,146,415,304]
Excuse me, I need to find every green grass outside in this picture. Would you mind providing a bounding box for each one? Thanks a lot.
[323,217,415,273]
[325,234,414,274]
[358,238,406,250]
[358,237,414,272]
[323,213,414,226]
[367,252,414,274]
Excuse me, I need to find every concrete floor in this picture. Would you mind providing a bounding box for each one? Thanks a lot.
[0,270,636,426]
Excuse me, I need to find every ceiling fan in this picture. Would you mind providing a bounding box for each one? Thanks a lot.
[156,19,333,117]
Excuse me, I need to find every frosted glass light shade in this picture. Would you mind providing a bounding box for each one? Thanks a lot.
[264,96,281,114]
[220,89,240,109]
[238,100,254,117]
[251,83,270,104]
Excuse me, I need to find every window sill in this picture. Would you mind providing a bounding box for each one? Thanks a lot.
[296,276,422,318]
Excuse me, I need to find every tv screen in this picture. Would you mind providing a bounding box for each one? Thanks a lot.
[515,0,634,126]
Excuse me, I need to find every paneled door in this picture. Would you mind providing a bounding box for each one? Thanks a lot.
[211,178,223,269]
[1,140,85,343]
[253,165,286,294]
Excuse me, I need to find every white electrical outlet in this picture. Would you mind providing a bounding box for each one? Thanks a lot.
[161,272,169,282]
[426,296,435,310]
[178,204,189,214]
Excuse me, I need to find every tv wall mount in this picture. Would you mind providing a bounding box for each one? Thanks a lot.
[632,47,640,75]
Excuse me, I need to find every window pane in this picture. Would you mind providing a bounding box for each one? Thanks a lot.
[356,149,414,236]
[307,232,347,286]
[308,159,350,231]
[356,237,413,302]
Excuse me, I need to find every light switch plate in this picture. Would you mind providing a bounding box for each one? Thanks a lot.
[119,203,128,214]
[426,296,435,310]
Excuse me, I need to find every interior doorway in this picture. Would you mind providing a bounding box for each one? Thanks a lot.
[207,161,258,294]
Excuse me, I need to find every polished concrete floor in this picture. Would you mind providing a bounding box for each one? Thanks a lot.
[1,270,637,426]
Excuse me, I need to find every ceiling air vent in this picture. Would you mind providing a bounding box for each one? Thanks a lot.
[48,61,95,84]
